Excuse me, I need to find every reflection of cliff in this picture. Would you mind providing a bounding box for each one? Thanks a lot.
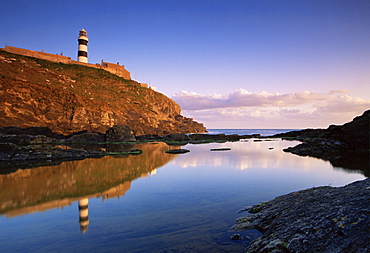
[0,142,179,218]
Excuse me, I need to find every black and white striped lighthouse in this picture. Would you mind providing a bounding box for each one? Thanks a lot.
[77,29,88,63]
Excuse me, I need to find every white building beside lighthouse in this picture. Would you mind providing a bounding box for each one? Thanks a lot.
[77,29,88,63]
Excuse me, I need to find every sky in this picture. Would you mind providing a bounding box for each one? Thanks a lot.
[1,0,369,129]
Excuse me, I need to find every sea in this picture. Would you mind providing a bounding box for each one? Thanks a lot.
[206,128,297,136]
[0,129,366,252]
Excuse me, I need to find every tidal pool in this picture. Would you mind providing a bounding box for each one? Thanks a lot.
[0,140,366,252]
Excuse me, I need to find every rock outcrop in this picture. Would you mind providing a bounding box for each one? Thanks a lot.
[0,50,206,135]
[273,110,370,176]
[274,110,370,151]
[233,178,370,253]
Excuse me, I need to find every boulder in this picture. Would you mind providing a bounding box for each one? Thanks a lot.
[163,133,191,141]
[105,125,136,142]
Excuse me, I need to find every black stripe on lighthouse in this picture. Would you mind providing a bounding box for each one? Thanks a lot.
[78,51,88,57]
[78,39,88,45]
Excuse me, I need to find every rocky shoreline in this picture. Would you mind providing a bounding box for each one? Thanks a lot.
[1,110,369,252]
[232,110,369,252]
[0,125,261,170]
[233,178,370,252]
[1,110,368,173]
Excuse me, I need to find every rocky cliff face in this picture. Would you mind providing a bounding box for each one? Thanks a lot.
[0,50,206,135]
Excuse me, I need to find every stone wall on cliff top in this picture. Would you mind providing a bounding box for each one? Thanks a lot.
[0,50,206,135]
[2,46,131,80]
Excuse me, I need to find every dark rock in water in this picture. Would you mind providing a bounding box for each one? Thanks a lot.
[64,132,105,143]
[5,144,89,161]
[105,125,136,142]
[189,134,228,141]
[165,149,190,154]
[135,134,162,142]
[136,133,261,143]
[210,148,231,151]
[128,149,143,155]
[233,178,370,253]
[231,234,242,240]
[164,133,191,141]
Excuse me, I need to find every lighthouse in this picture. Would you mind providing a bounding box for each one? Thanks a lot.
[77,29,88,63]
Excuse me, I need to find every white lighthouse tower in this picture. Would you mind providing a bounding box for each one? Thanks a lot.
[77,29,88,63]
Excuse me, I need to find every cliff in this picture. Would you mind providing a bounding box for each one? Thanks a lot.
[0,50,206,135]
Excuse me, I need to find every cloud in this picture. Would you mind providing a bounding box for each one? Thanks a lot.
[172,89,370,128]
[172,89,336,110]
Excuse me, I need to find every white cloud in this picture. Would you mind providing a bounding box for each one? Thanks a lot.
[172,89,370,128]
[173,89,336,110]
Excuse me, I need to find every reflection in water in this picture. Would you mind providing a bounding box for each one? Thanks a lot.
[173,140,305,170]
[0,140,366,253]
[78,198,89,233]
[0,142,179,227]
[173,139,369,176]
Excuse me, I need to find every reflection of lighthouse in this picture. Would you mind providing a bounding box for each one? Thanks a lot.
[77,29,88,63]
[78,198,89,233]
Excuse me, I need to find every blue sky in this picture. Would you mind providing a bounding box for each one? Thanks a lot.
[1,0,369,128]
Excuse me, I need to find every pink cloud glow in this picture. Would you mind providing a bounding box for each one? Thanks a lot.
[172,89,370,128]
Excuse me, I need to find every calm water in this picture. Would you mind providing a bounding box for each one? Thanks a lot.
[0,130,366,252]
[207,129,297,136]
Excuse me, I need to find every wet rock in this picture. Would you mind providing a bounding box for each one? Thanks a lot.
[164,133,191,142]
[0,142,18,152]
[7,145,89,161]
[128,149,143,155]
[231,234,242,240]
[210,148,231,151]
[234,178,370,253]
[0,126,63,138]
[165,149,190,154]
[0,133,55,145]
[0,143,18,161]
[189,134,227,140]
[105,125,136,142]
[64,132,105,143]
[135,134,162,142]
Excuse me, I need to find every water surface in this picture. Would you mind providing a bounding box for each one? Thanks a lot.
[0,138,366,252]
